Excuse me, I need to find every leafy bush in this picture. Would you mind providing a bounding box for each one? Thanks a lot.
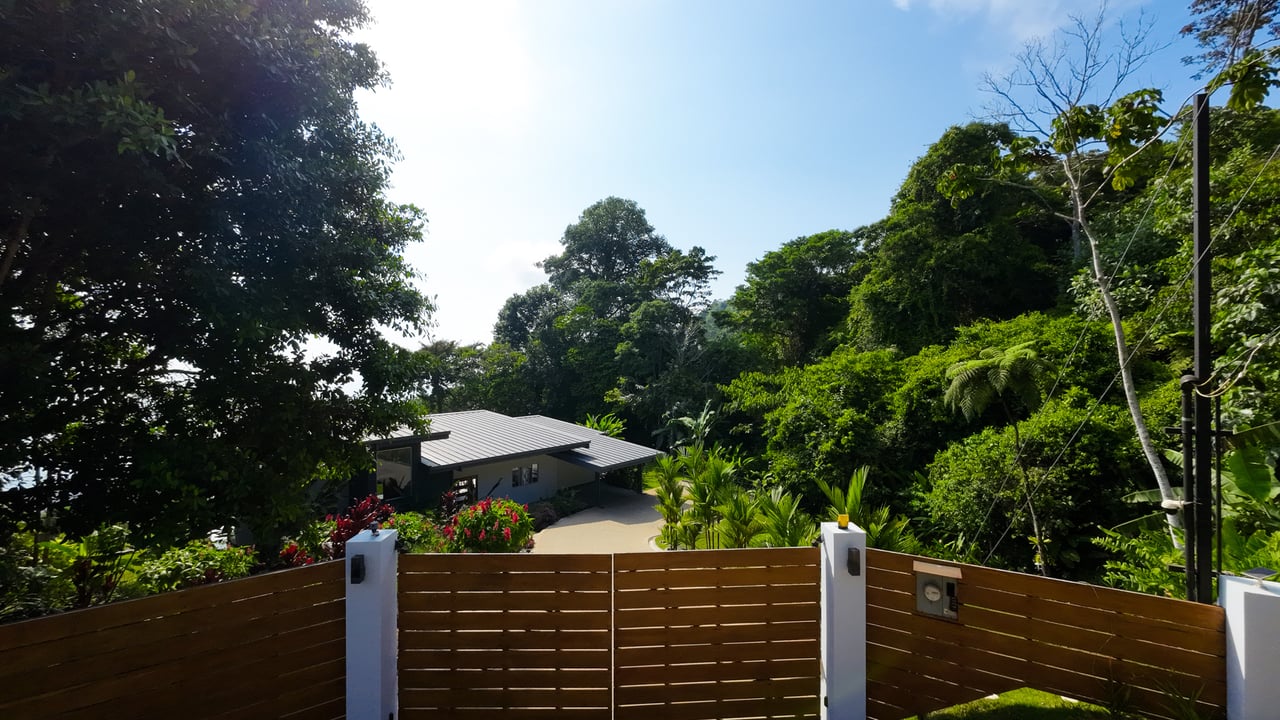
[443,498,534,553]
[1,526,74,621]
[278,542,316,567]
[329,494,395,559]
[925,390,1142,577]
[137,540,256,593]
[389,511,448,553]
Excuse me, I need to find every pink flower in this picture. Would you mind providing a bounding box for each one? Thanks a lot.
[503,527,512,541]
[479,529,486,541]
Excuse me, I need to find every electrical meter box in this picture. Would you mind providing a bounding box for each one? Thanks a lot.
[913,560,961,621]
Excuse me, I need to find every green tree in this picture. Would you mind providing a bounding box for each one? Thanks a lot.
[944,342,1050,574]
[942,9,1185,538]
[494,197,720,433]
[926,390,1143,577]
[1182,0,1280,77]
[721,230,864,367]
[848,123,1064,353]
[0,0,431,548]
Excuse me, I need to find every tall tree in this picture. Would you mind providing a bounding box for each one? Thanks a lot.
[721,230,863,367]
[494,197,720,434]
[942,7,1184,535]
[849,123,1065,354]
[945,342,1050,575]
[1182,0,1280,77]
[0,0,431,547]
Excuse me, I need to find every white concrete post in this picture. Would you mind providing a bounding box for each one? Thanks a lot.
[345,527,398,720]
[820,521,867,720]
[1220,574,1280,720]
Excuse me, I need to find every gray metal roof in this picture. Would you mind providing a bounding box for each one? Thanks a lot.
[401,411,663,473]
[418,410,588,469]
[518,415,663,472]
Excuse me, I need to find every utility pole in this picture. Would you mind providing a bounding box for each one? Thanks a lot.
[1191,92,1214,603]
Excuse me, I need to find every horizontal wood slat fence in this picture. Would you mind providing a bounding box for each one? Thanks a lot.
[1,545,1231,720]
[613,547,821,720]
[865,549,1227,720]
[398,553,614,720]
[397,547,822,720]
[0,560,346,720]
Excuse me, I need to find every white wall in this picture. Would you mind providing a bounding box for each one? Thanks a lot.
[450,455,595,505]
[1220,574,1280,719]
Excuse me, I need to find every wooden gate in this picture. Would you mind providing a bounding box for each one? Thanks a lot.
[613,547,821,720]
[865,549,1227,720]
[397,547,821,720]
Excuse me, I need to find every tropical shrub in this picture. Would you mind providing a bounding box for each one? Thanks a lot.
[278,542,316,567]
[389,511,448,553]
[1,525,75,621]
[443,498,535,553]
[925,390,1143,577]
[329,494,395,559]
[138,540,256,593]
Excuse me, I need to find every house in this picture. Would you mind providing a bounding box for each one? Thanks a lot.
[354,410,662,511]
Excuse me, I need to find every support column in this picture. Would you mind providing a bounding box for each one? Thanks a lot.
[346,527,399,720]
[1220,574,1280,719]
[820,521,867,720]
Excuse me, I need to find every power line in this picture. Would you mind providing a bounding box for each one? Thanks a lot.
[969,108,1193,565]
[982,134,1280,565]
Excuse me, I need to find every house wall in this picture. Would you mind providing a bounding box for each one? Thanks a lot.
[450,455,596,506]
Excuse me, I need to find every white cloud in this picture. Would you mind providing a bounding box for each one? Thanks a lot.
[889,0,1143,44]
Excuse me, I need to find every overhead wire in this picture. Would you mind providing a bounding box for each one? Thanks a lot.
[967,102,1194,565]
[981,121,1280,565]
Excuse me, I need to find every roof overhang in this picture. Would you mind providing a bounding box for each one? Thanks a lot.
[365,431,449,452]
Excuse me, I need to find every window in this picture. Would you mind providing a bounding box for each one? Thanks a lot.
[451,476,477,506]
[511,467,523,486]
[376,447,413,500]
[530,463,539,483]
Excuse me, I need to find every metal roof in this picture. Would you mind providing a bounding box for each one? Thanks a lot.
[402,411,662,473]
[518,415,663,472]
[418,410,588,469]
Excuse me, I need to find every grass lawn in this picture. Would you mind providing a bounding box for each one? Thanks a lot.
[911,688,1112,719]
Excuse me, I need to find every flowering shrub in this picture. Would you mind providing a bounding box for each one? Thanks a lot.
[328,494,395,559]
[443,498,535,553]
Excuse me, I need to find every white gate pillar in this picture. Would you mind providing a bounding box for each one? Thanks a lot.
[1220,573,1280,720]
[346,527,399,720]
[820,521,867,720]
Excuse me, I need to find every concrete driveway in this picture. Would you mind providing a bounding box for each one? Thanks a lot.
[530,483,663,554]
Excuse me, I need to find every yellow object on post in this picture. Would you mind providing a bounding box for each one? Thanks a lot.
[837,514,849,529]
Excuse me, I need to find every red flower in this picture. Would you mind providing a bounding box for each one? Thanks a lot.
[503,527,512,541]
[479,529,486,541]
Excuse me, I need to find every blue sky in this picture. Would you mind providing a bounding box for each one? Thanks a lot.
[353,0,1204,346]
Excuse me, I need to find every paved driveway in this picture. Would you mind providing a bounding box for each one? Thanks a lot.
[531,483,663,554]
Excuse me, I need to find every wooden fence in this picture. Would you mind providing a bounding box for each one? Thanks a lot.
[865,549,1227,720]
[0,560,346,720]
[613,547,821,720]
[397,547,822,720]
[398,553,614,719]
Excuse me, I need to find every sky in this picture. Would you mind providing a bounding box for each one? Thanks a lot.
[352,0,1205,347]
